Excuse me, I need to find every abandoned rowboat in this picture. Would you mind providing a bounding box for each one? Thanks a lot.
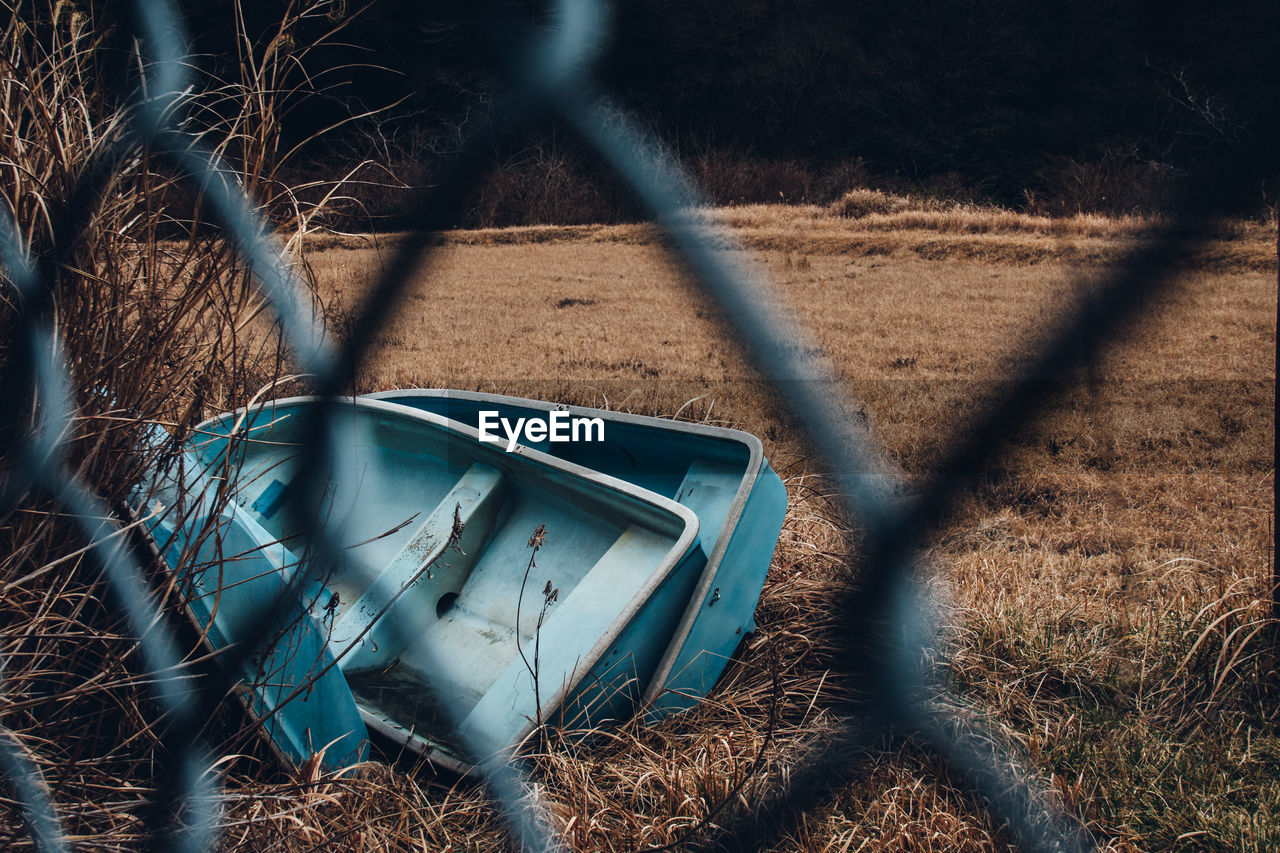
[367,390,789,718]
[140,396,703,772]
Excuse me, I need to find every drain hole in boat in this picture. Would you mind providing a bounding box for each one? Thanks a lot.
[436,592,459,619]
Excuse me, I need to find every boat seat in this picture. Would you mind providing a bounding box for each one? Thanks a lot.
[330,462,506,671]
[367,522,676,757]
[454,523,673,757]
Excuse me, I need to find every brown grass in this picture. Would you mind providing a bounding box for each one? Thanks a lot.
[293,202,1275,850]
[309,200,1276,277]
[0,2,369,847]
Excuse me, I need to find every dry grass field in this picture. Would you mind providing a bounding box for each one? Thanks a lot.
[238,202,1276,851]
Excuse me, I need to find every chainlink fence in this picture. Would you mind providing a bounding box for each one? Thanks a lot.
[0,0,1252,850]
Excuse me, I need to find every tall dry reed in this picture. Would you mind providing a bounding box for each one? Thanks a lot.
[0,1,372,843]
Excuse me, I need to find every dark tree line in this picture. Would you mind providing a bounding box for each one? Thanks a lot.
[172,0,1280,219]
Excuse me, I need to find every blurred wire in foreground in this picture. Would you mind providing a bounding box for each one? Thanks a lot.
[0,0,1234,850]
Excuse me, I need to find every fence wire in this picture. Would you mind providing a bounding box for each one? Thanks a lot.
[0,0,1238,850]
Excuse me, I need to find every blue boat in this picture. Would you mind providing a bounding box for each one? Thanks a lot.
[367,390,789,718]
[140,396,703,772]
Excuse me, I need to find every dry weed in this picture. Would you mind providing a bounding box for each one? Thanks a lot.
[0,1,376,846]
[829,188,912,219]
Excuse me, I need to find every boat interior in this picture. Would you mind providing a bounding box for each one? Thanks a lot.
[163,398,701,763]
